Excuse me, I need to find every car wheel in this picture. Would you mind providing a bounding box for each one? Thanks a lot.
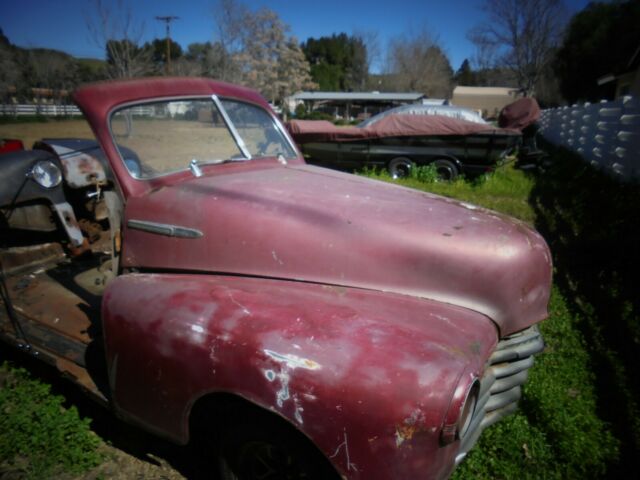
[195,406,338,480]
[432,159,459,181]
[388,157,414,179]
[220,418,338,480]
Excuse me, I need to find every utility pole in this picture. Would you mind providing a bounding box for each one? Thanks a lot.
[155,15,179,75]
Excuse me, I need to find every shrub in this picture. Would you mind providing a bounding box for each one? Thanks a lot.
[294,110,334,122]
[410,163,440,183]
[294,103,307,118]
[0,363,102,479]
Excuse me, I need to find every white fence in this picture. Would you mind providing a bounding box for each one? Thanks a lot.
[0,104,162,117]
[0,104,83,116]
[539,96,640,180]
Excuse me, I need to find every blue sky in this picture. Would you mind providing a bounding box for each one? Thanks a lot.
[3,0,593,73]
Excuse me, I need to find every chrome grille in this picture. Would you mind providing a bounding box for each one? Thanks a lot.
[455,325,544,465]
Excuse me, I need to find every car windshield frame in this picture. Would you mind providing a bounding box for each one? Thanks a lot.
[108,94,297,180]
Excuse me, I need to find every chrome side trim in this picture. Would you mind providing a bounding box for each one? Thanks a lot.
[212,94,251,159]
[127,219,203,239]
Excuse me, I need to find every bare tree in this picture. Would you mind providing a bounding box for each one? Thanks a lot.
[276,37,318,103]
[212,0,247,83]
[212,1,316,105]
[25,49,78,92]
[234,8,286,101]
[85,0,152,78]
[384,29,453,98]
[468,0,567,95]
[353,30,381,88]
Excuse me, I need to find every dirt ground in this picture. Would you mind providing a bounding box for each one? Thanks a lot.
[66,444,188,480]
[0,119,95,150]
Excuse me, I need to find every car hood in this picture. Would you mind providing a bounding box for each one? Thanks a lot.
[123,163,552,334]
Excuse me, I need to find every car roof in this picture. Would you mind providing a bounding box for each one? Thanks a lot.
[73,76,270,124]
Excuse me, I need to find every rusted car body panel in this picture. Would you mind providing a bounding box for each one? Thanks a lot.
[34,139,111,188]
[0,149,85,246]
[103,273,497,479]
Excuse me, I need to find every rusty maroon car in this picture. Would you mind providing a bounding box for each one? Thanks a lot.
[0,77,551,479]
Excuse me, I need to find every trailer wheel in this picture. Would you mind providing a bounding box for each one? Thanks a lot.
[432,159,459,181]
[388,157,414,179]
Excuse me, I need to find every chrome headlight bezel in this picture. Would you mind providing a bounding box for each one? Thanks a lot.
[441,375,480,445]
[31,160,63,189]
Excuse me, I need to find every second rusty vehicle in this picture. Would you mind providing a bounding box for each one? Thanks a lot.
[0,77,551,479]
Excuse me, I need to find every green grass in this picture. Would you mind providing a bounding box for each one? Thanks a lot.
[363,161,536,223]
[362,158,625,478]
[0,362,102,479]
[454,288,618,479]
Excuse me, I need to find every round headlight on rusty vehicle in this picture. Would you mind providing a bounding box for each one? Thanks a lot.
[441,376,480,445]
[31,160,62,189]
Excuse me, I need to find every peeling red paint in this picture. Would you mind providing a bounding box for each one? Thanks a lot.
[102,273,497,479]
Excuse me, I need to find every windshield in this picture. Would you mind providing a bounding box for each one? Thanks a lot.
[221,99,297,159]
[110,97,295,179]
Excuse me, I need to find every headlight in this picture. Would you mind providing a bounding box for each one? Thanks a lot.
[31,160,62,188]
[441,376,480,445]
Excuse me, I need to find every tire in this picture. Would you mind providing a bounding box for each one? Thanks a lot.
[194,403,339,480]
[388,157,414,179]
[432,159,459,181]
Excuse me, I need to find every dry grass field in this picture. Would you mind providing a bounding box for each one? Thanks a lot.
[111,117,241,175]
[0,119,94,149]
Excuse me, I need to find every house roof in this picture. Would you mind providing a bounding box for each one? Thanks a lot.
[291,92,425,102]
[453,86,519,97]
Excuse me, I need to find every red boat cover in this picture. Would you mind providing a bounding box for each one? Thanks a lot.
[288,115,516,144]
[498,98,540,130]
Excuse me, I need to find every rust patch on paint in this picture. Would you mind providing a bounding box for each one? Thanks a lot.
[395,409,426,447]
[264,349,321,370]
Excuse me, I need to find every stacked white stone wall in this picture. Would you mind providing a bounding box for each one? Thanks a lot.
[539,96,640,180]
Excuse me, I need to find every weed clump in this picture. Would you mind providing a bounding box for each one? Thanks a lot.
[0,363,102,479]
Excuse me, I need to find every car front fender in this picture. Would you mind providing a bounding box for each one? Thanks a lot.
[102,273,498,479]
